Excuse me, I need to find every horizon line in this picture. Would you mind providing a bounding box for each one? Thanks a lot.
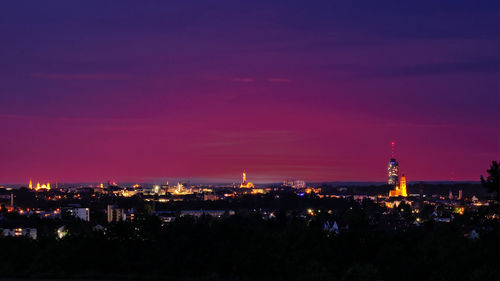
[0,179,481,186]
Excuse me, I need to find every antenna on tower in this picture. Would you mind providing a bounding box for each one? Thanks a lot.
[391,141,395,158]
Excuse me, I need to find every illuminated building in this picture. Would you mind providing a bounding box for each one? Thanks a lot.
[107,205,125,223]
[152,185,161,194]
[121,189,138,197]
[251,188,265,194]
[168,182,193,195]
[57,226,68,239]
[389,174,408,197]
[64,207,90,221]
[283,179,306,189]
[148,184,166,196]
[305,187,322,194]
[1,228,37,239]
[32,181,51,191]
[175,182,186,194]
[239,172,254,188]
[161,182,169,192]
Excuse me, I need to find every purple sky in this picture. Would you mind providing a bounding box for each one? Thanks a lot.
[1,1,499,183]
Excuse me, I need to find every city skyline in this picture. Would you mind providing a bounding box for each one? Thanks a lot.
[1,1,499,183]
[0,3,498,280]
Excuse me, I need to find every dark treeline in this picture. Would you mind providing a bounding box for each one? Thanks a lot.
[0,209,497,281]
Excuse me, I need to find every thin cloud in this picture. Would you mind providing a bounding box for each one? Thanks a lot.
[29,72,132,81]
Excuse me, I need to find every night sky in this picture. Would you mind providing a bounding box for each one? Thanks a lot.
[1,1,499,183]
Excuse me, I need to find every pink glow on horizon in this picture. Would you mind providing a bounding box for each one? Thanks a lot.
[1,104,497,183]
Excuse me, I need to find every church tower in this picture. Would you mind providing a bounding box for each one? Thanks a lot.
[400,174,407,197]
[239,171,254,188]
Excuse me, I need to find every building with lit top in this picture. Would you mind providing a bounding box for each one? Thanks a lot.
[387,158,399,186]
[387,142,407,197]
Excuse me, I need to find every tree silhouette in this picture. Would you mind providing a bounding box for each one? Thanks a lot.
[480,161,499,201]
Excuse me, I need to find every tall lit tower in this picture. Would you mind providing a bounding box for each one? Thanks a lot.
[400,174,407,197]
[387,142,399,186]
